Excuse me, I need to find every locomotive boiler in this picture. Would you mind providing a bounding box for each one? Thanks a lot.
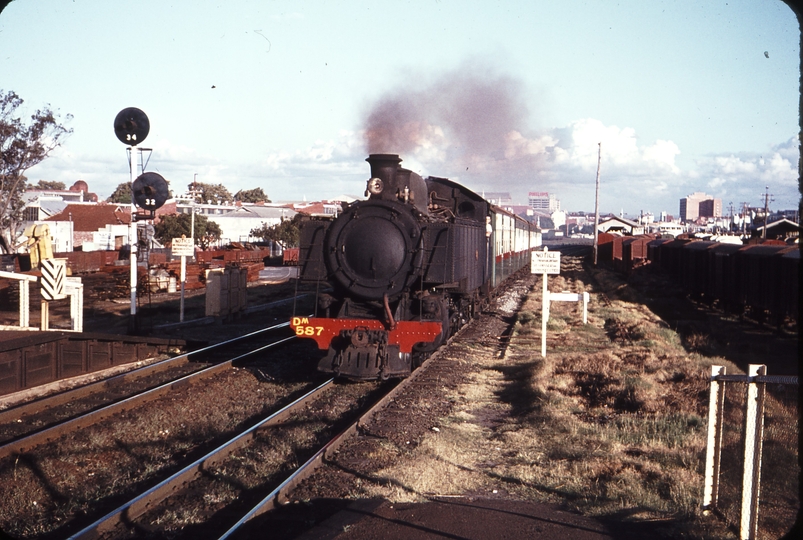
[291,154,537,380]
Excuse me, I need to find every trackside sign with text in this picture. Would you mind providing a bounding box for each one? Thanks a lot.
[531,250,561,274]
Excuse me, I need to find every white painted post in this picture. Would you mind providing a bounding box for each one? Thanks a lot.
[172,236,194,322]
[40,299,49,331]
[740,364,767,540]
[66,277,83,332]
[582,292,589,324]
[20,279,29,328]
[129,146,138,323]
[530,246,563,358]
[0,271,38,329]
[180,254,187,322]
[541,246,549,358]
[541,269,548,357]
[703,365,726,510]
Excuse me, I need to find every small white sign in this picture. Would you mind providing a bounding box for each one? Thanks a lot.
[550,292,580,302]
[172,237,195,257]
[531,250,561,274]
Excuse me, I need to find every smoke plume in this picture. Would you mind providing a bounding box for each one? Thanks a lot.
[362,62,550,190]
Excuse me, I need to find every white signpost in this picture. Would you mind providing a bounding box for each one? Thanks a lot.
[531,247,561,275]
[172,237,195,322]
[532,247,560,357]
[530,248,590,357]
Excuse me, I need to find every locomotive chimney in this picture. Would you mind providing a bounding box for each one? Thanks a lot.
[366,154,402,187]
[365,153,430,215]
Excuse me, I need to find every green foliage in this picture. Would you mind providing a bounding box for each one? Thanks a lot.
[189,181,233,204]
[154,213,222,250]
[107,182,132,203]
[249,214,301,248]
[33,179,65,190]
[234,187,270,203]
[0,90,72,253]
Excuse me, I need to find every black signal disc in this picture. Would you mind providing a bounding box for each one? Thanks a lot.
[114,107,150,145]
[132,172,169,210]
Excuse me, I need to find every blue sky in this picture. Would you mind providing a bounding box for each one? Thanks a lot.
[1,0,799,217]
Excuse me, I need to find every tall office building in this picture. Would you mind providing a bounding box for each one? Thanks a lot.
[528,192,560,212]
[680,192,721,222]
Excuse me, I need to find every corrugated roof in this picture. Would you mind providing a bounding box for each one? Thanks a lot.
[223,206,297,219]
[45,204,131,231]
[37,200,68,217]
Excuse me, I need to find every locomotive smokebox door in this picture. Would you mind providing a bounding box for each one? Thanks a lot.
[324,201,422,300]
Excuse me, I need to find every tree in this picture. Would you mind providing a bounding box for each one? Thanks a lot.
[33,180,65,190]
[107,182,132,203]
[249,214,301,248]
[234,187,271,203]
[188,182,233,204]
[154,213,222,250]
[0,90,73,253]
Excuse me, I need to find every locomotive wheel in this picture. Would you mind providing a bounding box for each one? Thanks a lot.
[412,352,428,369]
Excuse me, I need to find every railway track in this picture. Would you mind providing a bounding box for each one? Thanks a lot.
[60,280,513,540]
[66,378,340,539]
[65,317,472,540]
[0,278,531,539]
[0,319,307,461]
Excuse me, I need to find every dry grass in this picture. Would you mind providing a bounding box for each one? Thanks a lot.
[357,261,790,539]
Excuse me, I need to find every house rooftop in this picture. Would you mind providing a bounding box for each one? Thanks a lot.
[45,204,130,231]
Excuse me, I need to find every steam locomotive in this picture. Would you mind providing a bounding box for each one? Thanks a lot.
[291,154,540,380]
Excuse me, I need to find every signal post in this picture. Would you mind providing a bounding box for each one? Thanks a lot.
[531,247,560,357]
[113,108,169,333]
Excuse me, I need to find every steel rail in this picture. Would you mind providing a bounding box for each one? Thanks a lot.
[0,320,295,426]
[67,378,335,540]
[0,327,303,461]
[217,333,455,539]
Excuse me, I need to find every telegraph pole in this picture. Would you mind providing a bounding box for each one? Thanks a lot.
[727,202,734,232]
[191,174,198,249]
[761,186,774,239]
[592,142,601,266]
[740,202,749,237]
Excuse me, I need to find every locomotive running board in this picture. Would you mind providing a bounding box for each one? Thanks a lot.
[290,317,442,353]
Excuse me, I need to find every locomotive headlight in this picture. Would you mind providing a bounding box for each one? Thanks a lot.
[367,177,384,195]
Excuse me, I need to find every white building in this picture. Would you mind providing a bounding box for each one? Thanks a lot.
[205,205,298,244]
[528,192,560,212]
[597,216,644,235]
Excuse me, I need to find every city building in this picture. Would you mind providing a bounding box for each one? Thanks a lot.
[21,180,100,222]
[680,192,721,223]
[528,192,560,212]
[44,204,131,251]
[483,192,512,206]
[597,216,644,235]
[699,198,722,219]
[208,205,298,244]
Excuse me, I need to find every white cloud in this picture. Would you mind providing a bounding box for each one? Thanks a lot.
[23,119,799,215]
[714,155,757,175]
[643,140,681,173]
[760,152,797,185]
